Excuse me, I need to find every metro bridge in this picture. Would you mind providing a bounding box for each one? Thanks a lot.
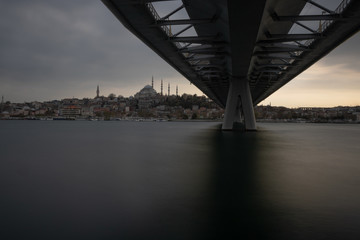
[102,0,360,130]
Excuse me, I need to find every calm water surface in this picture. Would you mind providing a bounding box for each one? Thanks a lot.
[1,121,360,239]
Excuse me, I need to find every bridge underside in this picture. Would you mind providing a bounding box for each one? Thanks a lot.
[102,0,360,130]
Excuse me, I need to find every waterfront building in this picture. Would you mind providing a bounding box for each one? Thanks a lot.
[60,105,81,117]
[0,111,10,118]
[62,98,79,105]
[81,106,93,117]
[34,109,47,115]
[356,112,360,122]
[192,105,199,111]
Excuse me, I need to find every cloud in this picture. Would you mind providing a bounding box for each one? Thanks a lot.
[260,27,360,107]
[260,53,360,107]
[0,0,199,102]
[294,62,360,90]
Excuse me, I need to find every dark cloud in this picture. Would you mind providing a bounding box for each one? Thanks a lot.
[0,0,183,101]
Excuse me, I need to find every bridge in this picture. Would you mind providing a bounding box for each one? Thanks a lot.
[102,0,360,130]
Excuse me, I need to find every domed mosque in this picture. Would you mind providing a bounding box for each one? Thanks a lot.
[134,77,160,109]
[134,85,157,99]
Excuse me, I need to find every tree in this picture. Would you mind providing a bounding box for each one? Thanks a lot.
[108,93,116,100]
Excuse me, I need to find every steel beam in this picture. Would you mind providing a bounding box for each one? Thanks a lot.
[253,69,284,73]
[185,43,226,49]
[197,70,224,74]
[169,36,218,44]
[180,46,223,52]
[192,64,225,69]
[295,21,318,33]
[304,0,335,14]
[184,50,227,55]
[258,55,301,60]
[202,74,221,78]
[178,43,192,50]
[172,25,193,37]
[257,43,311,50]
[198,70,225,74]
[186,55,224,61]
[161,4,184,20]
[258,37,319,44]
[272,13,341,21]
[267,33,323,39]
[253,49,306,55]
[179,44,212,51]
[255,63,294,68]
[262,46,310,52]
[155,19,213,26]
[116,0,177,4]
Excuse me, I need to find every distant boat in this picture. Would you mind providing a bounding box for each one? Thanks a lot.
[53,117,75,120]
[40,117,53,121]
[25,117,39,120]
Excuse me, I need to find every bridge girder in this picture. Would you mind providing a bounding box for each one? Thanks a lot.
[102,0,360,130]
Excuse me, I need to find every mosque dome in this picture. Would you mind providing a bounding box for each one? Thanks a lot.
[135,85,157,99]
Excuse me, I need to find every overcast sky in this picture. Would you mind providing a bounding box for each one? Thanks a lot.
[0,0,359,107]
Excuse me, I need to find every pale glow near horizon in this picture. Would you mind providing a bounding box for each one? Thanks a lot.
[259,61,360,107]
[68,62,360,107]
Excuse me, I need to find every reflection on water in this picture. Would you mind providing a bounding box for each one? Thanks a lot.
[207,126,267,239]
[1,121,360,239]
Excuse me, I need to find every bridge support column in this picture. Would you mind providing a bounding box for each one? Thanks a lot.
[222,79,256,131]
[234,102,242,123]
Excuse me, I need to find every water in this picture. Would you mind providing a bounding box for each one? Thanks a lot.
[1,121,360,239]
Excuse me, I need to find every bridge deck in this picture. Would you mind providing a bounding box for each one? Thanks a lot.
[102,0,360,107]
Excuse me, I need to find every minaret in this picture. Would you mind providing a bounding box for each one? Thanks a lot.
[0,95,4,112]
[168,83,170,96]
[176,85,178,96]
[96,85,100,98]
[161,79,163,96]
[152,76,154,89]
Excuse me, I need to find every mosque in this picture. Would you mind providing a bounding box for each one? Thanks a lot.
[93,77,178,109]
[134,85,157,99]
[134,76,178,109]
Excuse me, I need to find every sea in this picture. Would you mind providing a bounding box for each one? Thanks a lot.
[1,120,360,240]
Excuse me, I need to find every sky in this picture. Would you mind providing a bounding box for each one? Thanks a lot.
[0,0,359,107]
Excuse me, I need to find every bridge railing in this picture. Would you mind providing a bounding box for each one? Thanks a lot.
[320,0,350,32]
[304,0,351,46]
[146,3,183,50]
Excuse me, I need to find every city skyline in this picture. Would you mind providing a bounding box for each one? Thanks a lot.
[1,0,360,107]
[1,79,186,104]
